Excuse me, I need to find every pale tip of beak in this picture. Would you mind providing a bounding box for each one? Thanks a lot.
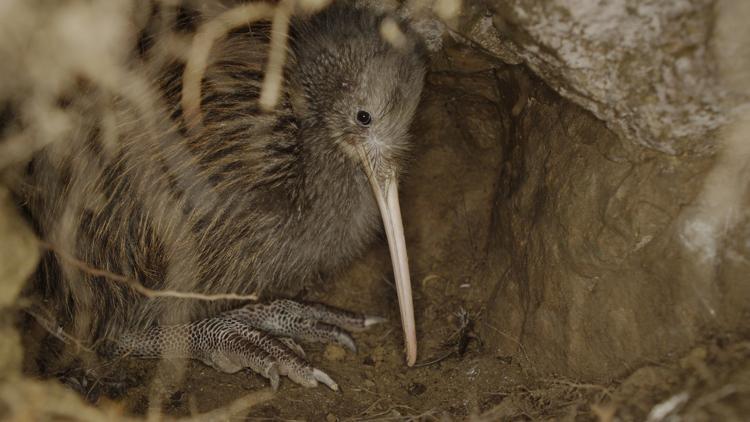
[406,348,417,367]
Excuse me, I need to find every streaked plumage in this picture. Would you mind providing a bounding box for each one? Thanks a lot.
[19,2,425,379]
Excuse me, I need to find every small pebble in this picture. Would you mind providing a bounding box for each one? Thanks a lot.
[371,345,386,365]
[407,382,427,396]
[364,379,376,388]
[680,346,707,369]
[324,344,347,362]
[169,390,185,406]
[326,413,339,422]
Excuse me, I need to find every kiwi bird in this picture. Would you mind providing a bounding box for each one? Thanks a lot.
[19,3,425,390]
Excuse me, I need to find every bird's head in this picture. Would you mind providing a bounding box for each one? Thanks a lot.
[288,4,426,366]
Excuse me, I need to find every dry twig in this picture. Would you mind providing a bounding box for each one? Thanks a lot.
[182,2,276,129]
[39,240,259,302]
[258,0,293,111]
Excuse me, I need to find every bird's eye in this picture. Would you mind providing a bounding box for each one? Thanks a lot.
[356,110,372,127]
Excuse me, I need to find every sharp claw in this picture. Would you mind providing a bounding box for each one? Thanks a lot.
[266,363,280,391]
[279,337,306,358]
[364,316,387,327]
[340,335,357,353]
[312,368,339,391]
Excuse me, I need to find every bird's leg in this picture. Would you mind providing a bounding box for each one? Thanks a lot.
[114,299,383,390]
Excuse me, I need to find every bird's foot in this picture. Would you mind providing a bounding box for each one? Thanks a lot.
[222,299,386,352]
[116,299,384,391]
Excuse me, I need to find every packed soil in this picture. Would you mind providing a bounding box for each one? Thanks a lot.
[21,253,750,420]
[18,33,750,422]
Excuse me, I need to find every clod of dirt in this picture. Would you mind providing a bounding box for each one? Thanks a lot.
[323,344,347,362]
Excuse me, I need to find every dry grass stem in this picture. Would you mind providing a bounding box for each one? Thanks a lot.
[482,321,532,367]
[0,378,271,421]
[183,390,274,422]
[259,0,293,111]
[40,240,259,302]
[433,0,461,20]
[24,305,95,353]
[182,2,276,130]
[380,17,407,50]
[296,0,333,14]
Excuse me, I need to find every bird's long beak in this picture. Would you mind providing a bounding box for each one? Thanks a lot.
[356,146,417,366]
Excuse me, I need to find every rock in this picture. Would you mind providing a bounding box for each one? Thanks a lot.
[369,346,386,366]
[323,344,346,362]
[408,34,750,381]
[454,0,746,155]
[407,382,427,396]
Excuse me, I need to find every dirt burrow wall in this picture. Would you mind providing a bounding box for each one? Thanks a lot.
[456,0,740,155]
[0,0,748,411]
[431,0,750,381]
